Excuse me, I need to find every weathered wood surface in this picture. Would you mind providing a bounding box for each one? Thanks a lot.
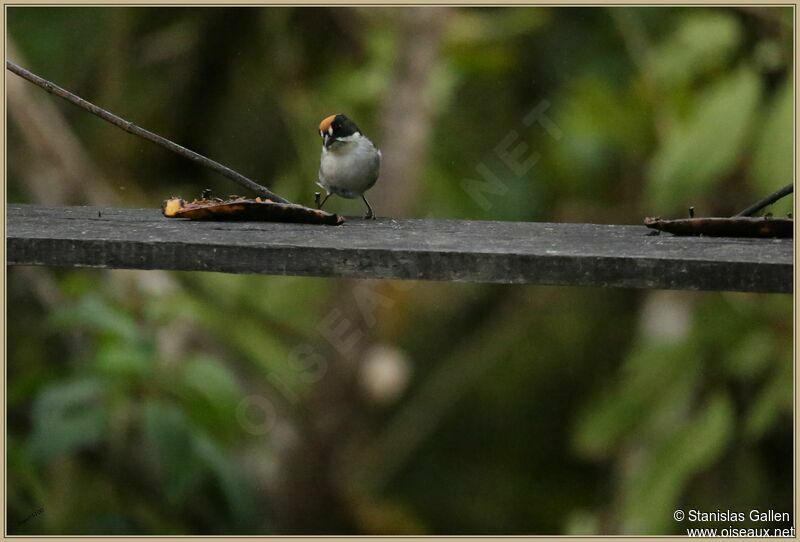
[7,205,793,293]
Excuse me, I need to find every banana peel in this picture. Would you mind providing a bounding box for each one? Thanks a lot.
[162,195,344,225]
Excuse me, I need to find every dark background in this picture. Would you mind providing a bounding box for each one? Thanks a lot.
[6,6,794,535]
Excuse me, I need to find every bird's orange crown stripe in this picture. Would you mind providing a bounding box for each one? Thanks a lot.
[319,114,337,133]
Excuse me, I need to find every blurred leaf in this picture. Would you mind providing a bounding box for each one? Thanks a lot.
[573,341,700,459]
[95,342,153,381]
[189,273,329,332]
[181,356,241,404]
[753,39,785,72]
[751,80,793,196]
[195,434,255,523]
[8,8,111,86]
[448,8,547,45]
[143,400,204,505]
[30,378,108,463]
[724,330,774,380]
[554,78,650,190]
[7,435,46,519]
[190,301,308,400]
[620,392,735,533]
[647,67,762,211]
[143,400,253,523]
[650,10,742,88]
[178,355,242,439]
[744,360,792,440]
[50,294,141,344]
[446,9,548,77]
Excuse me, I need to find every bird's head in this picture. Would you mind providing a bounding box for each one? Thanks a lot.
[319,114,361,149]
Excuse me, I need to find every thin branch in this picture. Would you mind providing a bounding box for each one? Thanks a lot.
[734,183,793,217]
[6,60,290,204]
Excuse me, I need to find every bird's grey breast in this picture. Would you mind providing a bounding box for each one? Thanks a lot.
[318,138,381,198]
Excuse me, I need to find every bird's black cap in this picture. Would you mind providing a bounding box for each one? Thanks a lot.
[319,114,361,139]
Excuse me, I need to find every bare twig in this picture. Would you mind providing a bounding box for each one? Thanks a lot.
[6,60,290,204]
[734,183,793,217]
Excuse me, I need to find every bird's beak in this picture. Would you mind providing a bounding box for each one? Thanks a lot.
[322,133,329,147]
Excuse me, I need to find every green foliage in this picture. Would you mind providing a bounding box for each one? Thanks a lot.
[51,293,141,343]
[573,341,701,460]
[30,378,109,463]
[619,392,735,533]
[648,66,762,211]
[6,5,792,536]
[573,292,791,534]
[143,399,253,521]
[10,271,261,533]
[649,11,742,87]
[553,77,651,193]
[752,80,794,207]
[177,355,244,440]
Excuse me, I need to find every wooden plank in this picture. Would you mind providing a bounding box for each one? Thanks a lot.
[6,204,793,293]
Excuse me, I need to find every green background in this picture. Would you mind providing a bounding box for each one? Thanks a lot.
[6,6,794,535]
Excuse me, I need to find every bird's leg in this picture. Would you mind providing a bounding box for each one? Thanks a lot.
[361,195,376,220]
[315,192,330,210]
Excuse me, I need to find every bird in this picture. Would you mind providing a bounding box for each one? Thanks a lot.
[316,114,381,219]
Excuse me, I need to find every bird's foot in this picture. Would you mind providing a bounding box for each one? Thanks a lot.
[314,192,322,209]
[363,211,376,220]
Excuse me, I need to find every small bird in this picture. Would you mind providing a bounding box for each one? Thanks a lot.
[316,114,381,219]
